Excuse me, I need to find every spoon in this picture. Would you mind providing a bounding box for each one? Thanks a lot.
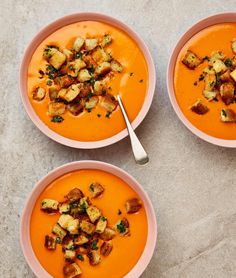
[117,95,149,165]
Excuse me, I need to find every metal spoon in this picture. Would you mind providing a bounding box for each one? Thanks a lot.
[117,95,149,165]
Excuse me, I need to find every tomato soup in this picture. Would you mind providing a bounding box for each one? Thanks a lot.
[30,169,148,278]
[174,23,236,139]
[27,21,148,141]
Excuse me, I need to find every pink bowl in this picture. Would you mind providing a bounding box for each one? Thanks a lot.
[20,160,157,278]
[19,12,156,149]
[167,12,236,147]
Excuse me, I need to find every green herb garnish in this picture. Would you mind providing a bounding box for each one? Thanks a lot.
[56,237,61,244]
[51,115,64,123]
[77,254,84,261]
[75,52,82,59]
[224,58,232,67]
[221,109,227,117]
[117,221,126,233]
[46,80,52,86]
[91,239,99,250]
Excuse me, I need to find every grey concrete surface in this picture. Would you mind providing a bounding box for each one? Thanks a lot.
[1,0,236,277]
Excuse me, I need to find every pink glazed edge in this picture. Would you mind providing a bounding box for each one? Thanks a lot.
[20,160,157,278]
[167,12,236,148]
[19,12,156,149]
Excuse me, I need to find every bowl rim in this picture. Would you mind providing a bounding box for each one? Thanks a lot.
[19,12,156,149]
[20,160,157,278]
[167,11,236,148]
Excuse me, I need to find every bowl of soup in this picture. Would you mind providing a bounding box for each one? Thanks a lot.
[167,12,236,147]
[20,160,157,278]
[19,12,156,149]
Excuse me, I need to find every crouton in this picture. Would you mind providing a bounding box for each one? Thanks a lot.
[48,87,59,101]
[230,69,236,82]
[62,236,75,250]
[220,70,232,82]
[125,198,142,214]
[59,203,71,214]
[32,87,46,101]
[79,197,90,212]
[73,37,85,52]
[78,83,92,97]
[64,84,81,102]
[220,108,236,122]
[212,59,227,74]
[93,80,107,95]
[54,75,74,88]
[63,48,74,61]
[85,38,98,51]
[67,219,80,235]
[190,100,209,115]
[85,96,99,110]
[95,216,107,234]
[49,50,66,70]
[220,82,235,105]
[86,206,101,223]
[67,103,84,116]
[182,50,202,69]
[82,55,97,68]
[203,67,216,75]
[101,34,112,47]
[209,51,225,66]
[41,198,59,212]
[92,46,111,63]
[100,241,113,256]
[231,56,236,67]
[111,60,123,73]
[44,235,57,250]
[115,218,130,236]
[58,214,74,229]
[203,90,217,101]
[80,220,95,235]
[89,182,104,198]
[99,228,116,241]
[204,73,216,91]
[63,263,82,278]
[74,234,89,245]
[66,188,84,202]
[74,59,87,72]
[101,94,118,112]
[87,251,101,266]
[48,102,66,116]
[232,39,236,54]
[52,223,67,240]
[57,88,67,99]
[95,62,111,76]
[64,250,76,261]
[78,69,91,82]
[43,46,58,59]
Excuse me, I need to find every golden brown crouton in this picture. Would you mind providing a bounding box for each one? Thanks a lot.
[204,73,216,91]
[100,241,113,256]
[49,50,66,70]
[44,235,57,250]
[59,202,70,214]
[99,227,116,241]
[64,250,76,261]
[232,39,236,54]
[63,263,82,278]
[230,69,236,82]
[89,182,104,198]
[101,34,112,47]
[78,83,92,98]
[80,220,95,235]
[49,87,59,101]
[95,216,107,234]
[41,198,59,212]
[86,206,101,223]
[73,37,85,52]
[32,87,46,101]
[190,100,209,115]
[64,84,81,102]
[74,234,89,245]
[220,108,236,122]
[203,90,217,101]
[78,69,91,82]
[220,82,235,105]
[66,188,84,202]
[48,102,66,116]
[63,48,74,61]
[212,59,227,74]
[93,80,107,95]
[111,60,123,73]
[54,75,74,88]
[67,103,84,116]
[67,218,80,235]
[101,94,118,112]
[85,38,98,51]
[62,235,75,251]
[125,198,142,214]
[114,218,130,236]
[58,214,74,230]
[92,46,111,63]
[209,51,226,66]
[85,96,99,110]
[87,251,101,266]
[95,62,111,76]
[220,70,232,82]
[52,223,67,240]
[182,50,202,69]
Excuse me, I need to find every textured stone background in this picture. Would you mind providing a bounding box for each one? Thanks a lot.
[1,0,236,277]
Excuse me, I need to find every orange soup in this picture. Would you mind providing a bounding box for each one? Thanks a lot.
[174,23,236,139]
[30,169,148,278]
[28,21,148,141]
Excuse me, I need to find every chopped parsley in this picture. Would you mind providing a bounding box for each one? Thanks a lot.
[91,239,99,250]
[80,202,87,213]
[46,80,52,86]
[70,202,78,209]
[224,58,232,67]
[101,216,107,222]
[221,109,227,117]
[77,254,84,261]
[117,220,126,233]
[89,77,95,86]
[75,52,82,59]
[56,237,61,244]
[51,115,64,123]
[46,64,58,80]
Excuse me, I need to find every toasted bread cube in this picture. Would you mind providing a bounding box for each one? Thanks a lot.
[74,234,89,245]
[111,60,123,73]
[101,94,118,112]
[92,46,111,63]
[80,220,95,234]
[231,56,236,67]
[232,39,236,54]
[57,88,67,99]
[220,82,235,105]
[182,50,202,69]
[54,75,74,88]
[48,102,66,116]
[68,103,84,116]
[89,182,104,198]
[66,188,84,202]
[220,108,236,122]
[52,223,67,240]
[43,46,58,59]
[95,217,107,234]
[79,197,90,212]
[115,218,130,236]
[59,202,70,214]
[74,59,86,72]
[230,69,236,82]
[64,250,76,261]
[99,227,116,241]
[190,100,209,115]
[203,90,217,101]
[212,59,227,74]
[49,50,66,70]
[62,236,75,250]
[63,48,74,61]
[203,67,216,75]
[41,198,59,212]
[58,214,74,229]
[64,84,80,102]
[93,80,107,95]
[85,96,99,110]
[44,235,57,250]
[125,198,142,214]
[100,241,113,256]
[78,83,92,97]
[86,206,101,223]
[209,51,225,66]
[63,263,82,278]
[85,38,98,51]
[49,87,59,101]
[78,69,91,82]
[88,251,101,266]
[95,62,111,76]
[73,37,85,52]
[33,87,46,101]
[204,73,216,91]
[220,70,232,82]
[101,34,112,47]
[67,219,80,235]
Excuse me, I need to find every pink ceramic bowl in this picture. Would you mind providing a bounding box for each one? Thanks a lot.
[19,12,156,149]
[167,12,236,147]
[20,160,157,278]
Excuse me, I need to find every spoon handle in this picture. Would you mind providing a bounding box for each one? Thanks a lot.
[117,95,149,165]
